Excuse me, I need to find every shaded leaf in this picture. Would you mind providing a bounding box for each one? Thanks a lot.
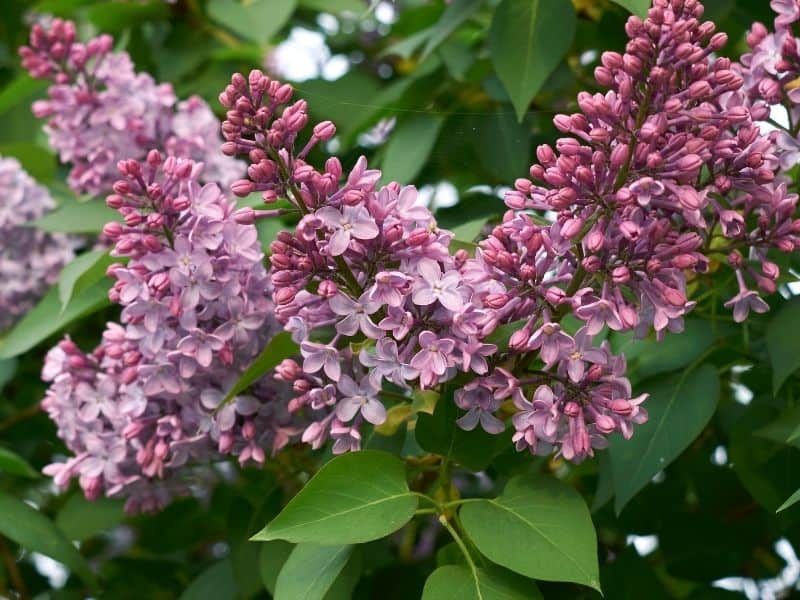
[0,142,56,183]
[208,0,297,44]
[415,387,508,471]
[609,364,720,513]
[778,488,800,512]
[0,447,38,479]
[28,196,121,234]
[275,544,352,600]
[259,540,294,595]
[0,491,96,589]
[617,318,715,381]
[86,0,169,32]
[252,450,417,544]
[0,279,111,359]
[58,249,115,312]
[0,75,46,116]
[381,114,445,184]
[471,109,531,182]
[422,564,541,600]
[460,474,600,590]
[610,0,650,17]
[56,494,124,541]
[222,331,298,404]
[179,558,237,600]
[420,0,483,60]
[767,297,800,392]
[489,0,577,121]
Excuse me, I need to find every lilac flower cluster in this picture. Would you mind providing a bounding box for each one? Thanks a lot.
[41,153,294,513]
[219,70,498,452]
[20,19,242,197]
[739,1,800,170]
[0,157,75,331]
[458,0,800,461]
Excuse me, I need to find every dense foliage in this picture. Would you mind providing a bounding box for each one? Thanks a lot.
[1,0,800,598]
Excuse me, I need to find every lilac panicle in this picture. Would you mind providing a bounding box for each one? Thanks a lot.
[0,157,75,331]
[219,69,500,453]
[20,19,243,197]
[461,0,799,462]
[41,154,296,513]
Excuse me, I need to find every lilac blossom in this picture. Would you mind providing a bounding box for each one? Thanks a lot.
[41,154,295,513]
[0,157,75,331]
[20,19,243,197]
[220,70,499,452]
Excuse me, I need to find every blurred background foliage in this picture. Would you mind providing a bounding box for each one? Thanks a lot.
[1,0,800,598]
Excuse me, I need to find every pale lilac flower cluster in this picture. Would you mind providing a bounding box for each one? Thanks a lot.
[20,19,242,197]
[458,0,800,461]
[739,1,800,171]
[219,70,498,452]
[41,153,294,513]
[0,157,75,331]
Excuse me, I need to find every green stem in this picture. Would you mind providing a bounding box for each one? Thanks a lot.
[439,514,481,585]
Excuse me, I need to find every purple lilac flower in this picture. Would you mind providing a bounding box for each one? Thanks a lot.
[220,70,500,452]
[41,154,296,513]
[20,19,244,197]
[0,157,75,331]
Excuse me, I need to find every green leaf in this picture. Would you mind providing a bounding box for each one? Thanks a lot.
[0,279,111,359]
[0,447,38,479]
[609,364,720,513]
[471,109,531,182]
[180,558,237,600]
[618,318,715,381]
[0,491,96,589]
[778,488,800,512]
[484,319,527,348]
[381,28,434,60]
[422,564,542,599]
[415,387,507,471]
[489,0,576,121]
[450,217,488,244]
[259,540,294,595]
[252,450,418,544]
[275,544,352,600]
[56,494,124,541]
[460,474,600,590]
[0,358,17,392]
[380,114,445,185]
[86,0,169,32]
[610,0,650,17]
[222,331,298,404]
[58,250,115,313]
[298,71,382,143]
[28,196,121,234]
[0,142,56,183]
[207,0,297,44]
[754,405,800,447]
[298,0,364,13]
[767,297,800,392]
[420,0,483,60]
[0,75,46,117]
[323,547,362,599]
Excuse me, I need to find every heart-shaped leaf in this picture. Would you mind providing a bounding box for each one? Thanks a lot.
[460,474,600,591]
[252,450,417,544]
